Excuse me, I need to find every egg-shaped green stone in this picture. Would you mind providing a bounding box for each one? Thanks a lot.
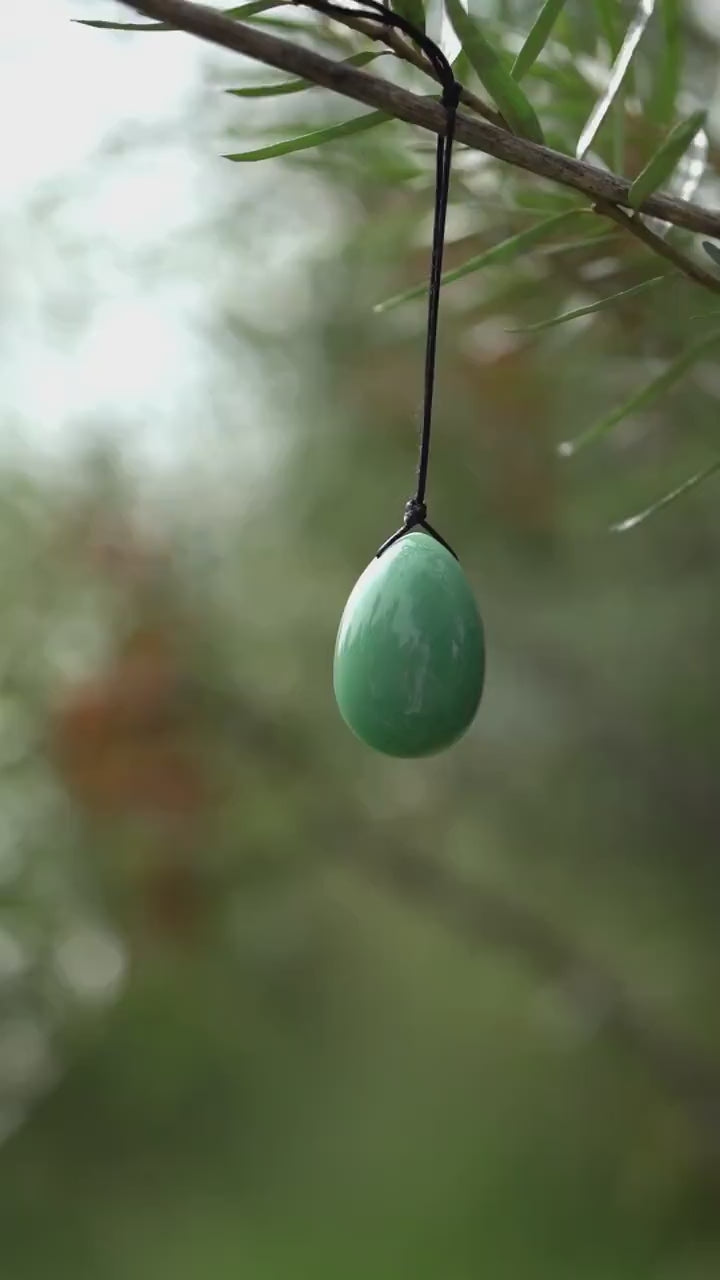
[333,531,485,757]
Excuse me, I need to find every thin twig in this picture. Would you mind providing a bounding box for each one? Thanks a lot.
[594,200,720,297]
[113,0,720,241]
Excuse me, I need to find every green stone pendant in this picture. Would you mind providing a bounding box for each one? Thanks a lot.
[333,531,485,757]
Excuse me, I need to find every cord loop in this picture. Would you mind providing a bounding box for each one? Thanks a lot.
[300,0,460,559]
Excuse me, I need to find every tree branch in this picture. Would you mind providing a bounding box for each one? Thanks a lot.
[115,0,720,240]
[594,200,720,297]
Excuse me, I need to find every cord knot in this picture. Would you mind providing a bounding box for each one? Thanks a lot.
[403,497,427,529]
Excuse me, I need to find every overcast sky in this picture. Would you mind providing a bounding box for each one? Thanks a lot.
[2,2,278,472]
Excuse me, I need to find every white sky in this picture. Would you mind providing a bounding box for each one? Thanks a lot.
[1,1,301,473]
[1,3,202,186]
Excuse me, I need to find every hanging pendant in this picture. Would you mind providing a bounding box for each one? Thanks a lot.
[321,4,474,755]
[334,531,484,757]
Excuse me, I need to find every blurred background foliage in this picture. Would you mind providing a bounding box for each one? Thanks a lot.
[2,0,720,1276]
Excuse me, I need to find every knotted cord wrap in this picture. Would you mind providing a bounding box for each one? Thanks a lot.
[300,0,461,560]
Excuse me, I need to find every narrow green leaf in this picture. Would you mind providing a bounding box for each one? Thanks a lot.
[511,0,569,81]
[452,50,472,80]
[224,110,389,161]
[248,15,345,36]
[577,0,654,160]
[589,1,628,171]
[75,1,281,31]
[702,241,720,271]
[509,274,668,333]
[534,231,618,255]
[375,210,586,312]
[227,50,382,98]
[391,0,425,35]
[210,1,283,14]
[610,91,626,174]
[559,330,720,457]
[649,0,681,124]
[629,110,706,208]
[594,0,622,56]
[75,18,164,29]
[444,0,544,142]
[611,458,720,532]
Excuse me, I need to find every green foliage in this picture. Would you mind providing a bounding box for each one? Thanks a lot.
[375,210,592,311]
[444,0,545,141]
[649,0,681,124]
[391,0,425,34]
[559,329,720,456]
[224,110,390,160]
[594,0,623,57]
[509,274,669,333]
[7,3,720,1271]
[629,111,707,208]
[511,0,569,82]
[576,0,655,160]
[77,0,720,522]
[611,456,720,531]
[226,50,384,98]
[75,0,284,31]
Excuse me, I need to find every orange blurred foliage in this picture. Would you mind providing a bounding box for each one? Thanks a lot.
[49,626,207,819]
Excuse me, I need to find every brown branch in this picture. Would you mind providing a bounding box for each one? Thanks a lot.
[594,200,720,297]
[114,0,720,241]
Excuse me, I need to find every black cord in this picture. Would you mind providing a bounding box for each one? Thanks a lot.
[300,0,456,89]
[298,0,461,559]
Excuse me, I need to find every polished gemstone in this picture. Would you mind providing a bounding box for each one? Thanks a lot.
[333,531,485,757]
